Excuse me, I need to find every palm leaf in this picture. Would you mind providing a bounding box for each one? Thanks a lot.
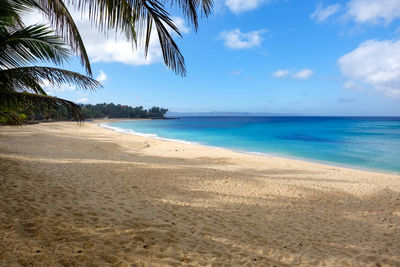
[0,1,101,122]
[0,0,38,28]
[42,0,214,76]
[170,0,213,30]
[37,0,93,75]
[0,110,23,125]
[1,91,84,120]
[143,1,185,75]
[0,66,101,95]
[0,24,70,69]
[4,0,214,76]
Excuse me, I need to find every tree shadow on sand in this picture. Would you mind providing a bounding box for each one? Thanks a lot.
[1,127,399,266]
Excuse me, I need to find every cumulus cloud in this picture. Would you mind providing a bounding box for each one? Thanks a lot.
[271,69,290,78]
[75,14,189,66]
[77,97,89,104]
[292,69,315,80]
[225,0,267,13]
[96,70,107,83]
[22,10,189,67]
[310,0,400,26]
[311,4,341,22]
[338,39,400,98]
[219,28,267,49]
[346,0,400,24]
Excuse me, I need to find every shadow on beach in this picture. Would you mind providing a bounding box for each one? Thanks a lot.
[1,125,399,266]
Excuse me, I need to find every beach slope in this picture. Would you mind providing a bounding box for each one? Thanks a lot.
[1,121,399,266]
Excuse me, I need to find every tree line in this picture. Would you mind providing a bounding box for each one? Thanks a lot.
[81,103,168,119]
[3,103,169,123]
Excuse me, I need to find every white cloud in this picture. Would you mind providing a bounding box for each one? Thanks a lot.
[225,0,267,13]
[21,11,44,25]
[22,10,189,67]
[41,79,77,93]
[271,68,314,80]
[271,69,290,78]
[219,28,267,49]
[292,69,314,80]
[311,4,341,22]
[75,14,161,66]
[96,70,107,83]
[309,0,400,26]
[344,80,363,91]
[77,97,89,104]
[172,17,190,34]
[346,0,400,24]
[338,39,400,98]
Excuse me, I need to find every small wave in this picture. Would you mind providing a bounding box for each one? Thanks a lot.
[245,151,272,157]
[99,123,198,145]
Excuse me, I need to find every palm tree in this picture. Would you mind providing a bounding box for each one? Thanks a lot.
[1,0,214,123]
[31,0,214,76]
[0,0,100,124]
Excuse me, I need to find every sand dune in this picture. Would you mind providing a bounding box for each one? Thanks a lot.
[1,121,399,266]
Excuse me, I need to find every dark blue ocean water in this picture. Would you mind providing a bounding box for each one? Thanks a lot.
[104,117,400,173]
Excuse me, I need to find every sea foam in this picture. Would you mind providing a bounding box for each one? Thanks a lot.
[99,123,197,145]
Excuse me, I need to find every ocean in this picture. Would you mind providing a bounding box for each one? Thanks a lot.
[103,116,400,174]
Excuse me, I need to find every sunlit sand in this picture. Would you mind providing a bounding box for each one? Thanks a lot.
[1,121,399,266]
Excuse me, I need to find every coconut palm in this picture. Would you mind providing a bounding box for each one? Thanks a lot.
[0,0,100,123]
[1,0,214,123]
[31,0,214,76]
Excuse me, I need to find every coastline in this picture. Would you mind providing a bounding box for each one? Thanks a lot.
[1,120,400,266]
[100,120,400,176]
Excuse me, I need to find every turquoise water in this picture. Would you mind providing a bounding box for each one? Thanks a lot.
[104,117,400,173]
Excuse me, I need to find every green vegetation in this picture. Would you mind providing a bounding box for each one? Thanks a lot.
[0,0,100,124]
[1,0,213,124]
[4,103,169,123]
[80,103,168,120]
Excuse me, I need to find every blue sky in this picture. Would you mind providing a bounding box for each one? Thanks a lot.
[26,0,400,115]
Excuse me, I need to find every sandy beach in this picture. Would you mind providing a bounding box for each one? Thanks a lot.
[0,120,399,266]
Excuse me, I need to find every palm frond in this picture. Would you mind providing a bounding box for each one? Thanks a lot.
[0,24,70,68]
[66,0,214,76]
[0,1,101,122]
[2,0,214,77]
[0,91,84,120]
[169,0,213,30]
[0,110,23,125]
[143,1,185,76]
[0,0,37,28]
[2,0,214,76]
[0,66,101,95]
[37,0,93,75]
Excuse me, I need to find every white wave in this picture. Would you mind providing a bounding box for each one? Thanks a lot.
[99,123,198,145]
[245,151,273,157]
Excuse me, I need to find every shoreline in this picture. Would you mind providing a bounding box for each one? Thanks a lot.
[100,120,400,176]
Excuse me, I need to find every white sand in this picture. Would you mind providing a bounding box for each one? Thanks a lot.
[0,121,399,266]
